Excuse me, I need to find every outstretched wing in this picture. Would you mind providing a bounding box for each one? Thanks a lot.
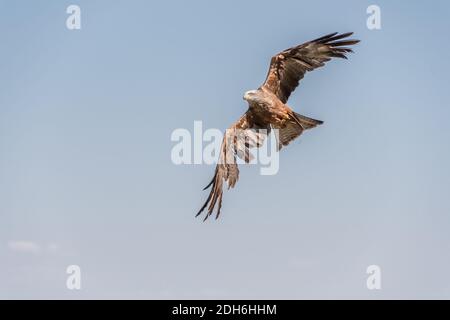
[196,112,268,221]
[261,32,360,103]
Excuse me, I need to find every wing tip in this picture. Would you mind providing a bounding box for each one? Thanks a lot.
[315,31,360,45]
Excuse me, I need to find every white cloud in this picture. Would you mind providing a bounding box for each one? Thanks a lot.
[7,241,63,256]
[8,241,42,255]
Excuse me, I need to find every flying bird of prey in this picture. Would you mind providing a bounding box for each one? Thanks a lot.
[196,32,359,221]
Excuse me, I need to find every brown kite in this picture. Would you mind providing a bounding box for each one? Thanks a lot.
[197,32,359,220]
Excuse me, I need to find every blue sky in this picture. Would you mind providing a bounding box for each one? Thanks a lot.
[1,0,450,299]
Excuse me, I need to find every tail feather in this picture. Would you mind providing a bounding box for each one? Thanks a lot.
[276,112,323,149]
[293,112,323,129]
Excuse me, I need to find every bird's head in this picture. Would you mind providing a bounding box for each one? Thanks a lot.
[243,90,258,102]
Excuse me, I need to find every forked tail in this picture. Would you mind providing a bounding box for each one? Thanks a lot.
[292,112,323,129]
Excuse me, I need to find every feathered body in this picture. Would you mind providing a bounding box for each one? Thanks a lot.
[197,32,360,220]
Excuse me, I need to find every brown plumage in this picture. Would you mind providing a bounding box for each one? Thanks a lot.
[196,32,360,221]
